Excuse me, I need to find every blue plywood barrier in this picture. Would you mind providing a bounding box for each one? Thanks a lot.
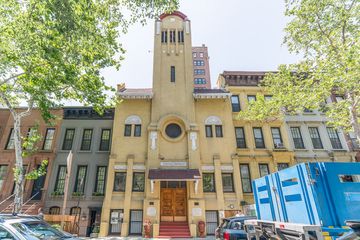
[253,162,360,238]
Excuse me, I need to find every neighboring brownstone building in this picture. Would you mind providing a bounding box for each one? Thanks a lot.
[0,108,62,214]
[192,44,211,89]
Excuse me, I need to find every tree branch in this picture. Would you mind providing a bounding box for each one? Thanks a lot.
[0,91,16,116]
[18,98,34,118]
[0,72,25,86]
[314,11,343,64]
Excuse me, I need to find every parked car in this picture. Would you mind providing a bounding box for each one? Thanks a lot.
[338,220,360,240]
[0,214,79,240]
[216,216,256,240]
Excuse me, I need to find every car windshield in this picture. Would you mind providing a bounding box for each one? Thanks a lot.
[220,220,230,229]
[11,221,72,240]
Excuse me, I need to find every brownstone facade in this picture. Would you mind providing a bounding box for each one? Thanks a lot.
[0,108,62,213]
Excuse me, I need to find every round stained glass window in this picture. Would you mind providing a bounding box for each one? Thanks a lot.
[165,123,182,139]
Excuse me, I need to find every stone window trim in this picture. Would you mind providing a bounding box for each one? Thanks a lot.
[231,95,241,112]
[247,95,257,102]
[277,163,290,171]
[235,127,246,148]
[5,128,14,150]
[80,128,93,151]
[326,127,343,149]
[170,66,176,83]
[94,166,107,195]
[42,128,56,151]
[215,125,223,138]
[113,172,126,192]
[54,165,67,194]
[205,125,213,138]
[74,165,87,194]
[124,115,142,137]
[0,165,9,191]
[109,209,123,234]
[240,164,252,193]
[290,127,305,149]
[308,127,324,149]
[62,128,75,151]
[70,206,81,216]
[253,127,266,149]
[271,127,284,149]
[49,206,60,215]
[258,163,270,177]
[205,116,223,138]
[132,172,145,192]
[99,129,111,151]
[202,172,216,193]
[221,173,235,192]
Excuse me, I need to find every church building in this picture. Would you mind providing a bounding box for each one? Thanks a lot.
[99,11,295,237]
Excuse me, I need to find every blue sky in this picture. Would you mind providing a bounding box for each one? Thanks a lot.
[101,0,301,89]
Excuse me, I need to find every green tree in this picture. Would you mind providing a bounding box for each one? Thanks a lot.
[0,0,178,213]
[239,0,359,146]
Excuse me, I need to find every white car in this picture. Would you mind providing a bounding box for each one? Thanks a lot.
[0,214,79,240]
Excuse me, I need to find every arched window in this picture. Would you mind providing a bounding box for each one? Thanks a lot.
[49,206,60,215]
[124,115,142,137]
[205,116,223,138]
[70,207,81,216]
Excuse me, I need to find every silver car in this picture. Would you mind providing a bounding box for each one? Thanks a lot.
[0,214,79,240]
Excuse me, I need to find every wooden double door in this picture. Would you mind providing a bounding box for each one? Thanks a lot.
[160,182,187,222]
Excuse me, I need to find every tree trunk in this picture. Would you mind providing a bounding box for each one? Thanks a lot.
[12,114,25,214]
[346,92,360,152]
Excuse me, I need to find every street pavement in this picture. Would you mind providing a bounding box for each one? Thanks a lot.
[80,237,216,240]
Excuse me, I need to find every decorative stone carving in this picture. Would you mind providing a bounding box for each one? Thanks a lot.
[133,165,146,170]
[125,115,142,124]
[150,131,157,150]
[160,162,187,167]
[147,207,156,217]
[114,165,126,170]
[190,132,197,150]
[201,165,215,171]
[220,165,234,171]
[192,207,202,217]
[205,116,222,125]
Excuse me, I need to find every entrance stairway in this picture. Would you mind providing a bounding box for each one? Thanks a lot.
[0,200,41,215]
[158,222,192,238]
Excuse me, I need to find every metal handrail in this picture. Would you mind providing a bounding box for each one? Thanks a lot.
[23,202,38,214]
[0,193,15,207]
[22,191,40,208]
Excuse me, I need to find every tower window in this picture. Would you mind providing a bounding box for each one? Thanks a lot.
[170,66,175,82]
[161,31,167,43]
[170,30,176,43]
[178,30,184,43]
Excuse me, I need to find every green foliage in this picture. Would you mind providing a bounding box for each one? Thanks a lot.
[92,192,104,196]
[22,124,42,157]
[240,0,359,136]
[0,0,179,119]
[92,226,100,233]
[51,190,64,196]
[72,191,84,196]
[25,160,48,180]
[51,224,62,230]
[0,0,178,213]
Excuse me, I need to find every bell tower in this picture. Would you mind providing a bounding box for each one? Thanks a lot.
[151,11,195,123]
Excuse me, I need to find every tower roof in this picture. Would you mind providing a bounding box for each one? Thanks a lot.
[159,11,188,21]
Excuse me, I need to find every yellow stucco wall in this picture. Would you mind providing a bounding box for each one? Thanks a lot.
[99,12,295,238]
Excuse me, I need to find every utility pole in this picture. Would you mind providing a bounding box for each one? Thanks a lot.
[61,151,73,229]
